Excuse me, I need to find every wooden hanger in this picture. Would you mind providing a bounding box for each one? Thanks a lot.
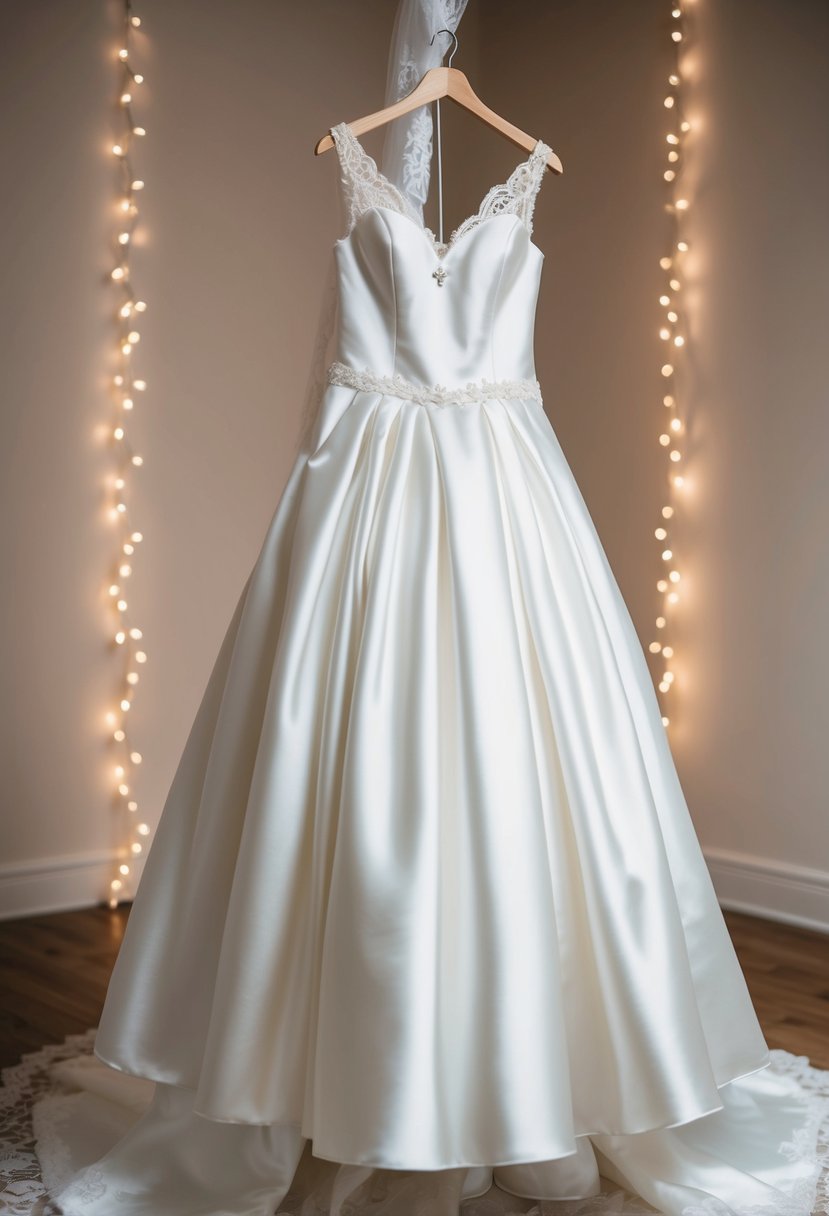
[314,29,563,176]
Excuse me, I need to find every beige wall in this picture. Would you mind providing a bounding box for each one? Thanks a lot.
[1,0,827,926]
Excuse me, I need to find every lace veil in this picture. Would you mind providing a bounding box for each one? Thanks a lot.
[292,0,470,459]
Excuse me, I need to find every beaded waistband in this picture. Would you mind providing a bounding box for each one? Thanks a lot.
[326,361,542,407]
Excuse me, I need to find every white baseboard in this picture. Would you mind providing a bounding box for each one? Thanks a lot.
[1,845,827,935]
[0,850,146,921]
[704,846,829,936]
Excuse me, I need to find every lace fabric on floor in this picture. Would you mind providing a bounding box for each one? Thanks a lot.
[2,1030,829,1216]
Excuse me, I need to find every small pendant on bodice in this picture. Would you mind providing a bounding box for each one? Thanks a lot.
[432,265,448,286]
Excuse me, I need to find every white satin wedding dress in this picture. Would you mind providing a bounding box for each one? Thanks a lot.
[31,122,829,1215]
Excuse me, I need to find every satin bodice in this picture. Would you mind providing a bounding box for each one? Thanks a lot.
[334,209,543,387]
[329,122,551,389]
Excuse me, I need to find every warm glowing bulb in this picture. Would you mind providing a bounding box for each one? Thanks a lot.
[123,543,134,554]
[114,426,125,439]
[122,342,132,354]
[136,650,147,662]
[114,375,124,386]
[120,92,132,105]
[662,715,670,726]
[120,304,131,317]
[130,626,142,637]
[671,30,682,42]
[134,379,147,390]
[134,73,144,84]
[132,179,145,189]
[123,396,134,409]
[680,121,691,132]
[664,97,675,108]
[131,532,143,542]
[132,454,143,465]
[663,646,674,658]
[114,765,125,778]
[660,256,672,269]
[668,150,679,162]
[121,698,131,711]
[114,729,126,742]
[674,475,684,487]
[138,823,150,835]
[673,335,684,347]
[664,170,676,182]
[663,395,674,406]
[670,418,681,431]
[662,549,673,561]
[656,616,666,628]
[668,591,679,603]
[115,630,126,643]
[659,434,670,446]
[661,364,673,377]
[128,329,140,342]
[112,143,125,156]
[111,267,125,281]
[119,563,132,576]
[131,842,142,854]
[659,681,669,692]
[127,672,139,685]
[120,199,131,212]
[660,328,670,340]
[659,295,670,306]
[667,310,678,322]
[649,642,661,653]
[134,300,147,311]
[657,579,668,592]
[670,279,681,290]
[677,241,689,252]
[118,232,130,244]
[111,878,123,891]
[675,198,689,210]
[669,74,680,86]
[128,800,138,811]
[670,449,681,462]
[666,134,679,145]
[669,571,681,583]
[131,751,142,763]
[119,863,130,875]
[117,598,127,610]
[118,47,128,60]
[131,14,141,25]
[133,126,146,137]
[655,527,667,540]
[119,783,129,796]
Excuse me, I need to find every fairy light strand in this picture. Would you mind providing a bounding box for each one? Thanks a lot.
[648,0,691,731]
[105,0,152,908]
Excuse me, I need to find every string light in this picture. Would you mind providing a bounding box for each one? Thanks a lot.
[105,0,152,909]
[650,0,691,730]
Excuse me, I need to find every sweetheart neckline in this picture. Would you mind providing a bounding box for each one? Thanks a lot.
[331,121,547,261]
[333,203,545,264]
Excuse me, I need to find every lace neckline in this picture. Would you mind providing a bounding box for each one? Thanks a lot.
[330,121,552,260]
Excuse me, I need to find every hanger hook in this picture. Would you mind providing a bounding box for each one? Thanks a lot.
[430,27,459,68]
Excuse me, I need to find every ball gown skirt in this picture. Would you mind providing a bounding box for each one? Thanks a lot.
[26,122,829,1215]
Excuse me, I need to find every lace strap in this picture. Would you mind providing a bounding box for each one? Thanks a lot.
[329,122,419,236]
[471,139,553,240]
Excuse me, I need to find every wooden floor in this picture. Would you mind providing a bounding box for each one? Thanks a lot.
[0,903,827,1074]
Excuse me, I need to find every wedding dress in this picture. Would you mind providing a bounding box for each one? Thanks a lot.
[26,121,829,1215]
